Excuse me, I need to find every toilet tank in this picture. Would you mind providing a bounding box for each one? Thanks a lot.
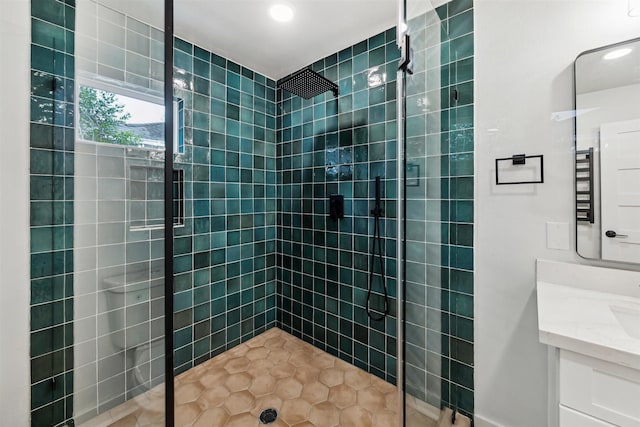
[103,268,164,349]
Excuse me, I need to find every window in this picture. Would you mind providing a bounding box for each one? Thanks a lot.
[77,80,183,153]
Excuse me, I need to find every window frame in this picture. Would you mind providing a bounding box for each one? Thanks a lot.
[75,74,183,153]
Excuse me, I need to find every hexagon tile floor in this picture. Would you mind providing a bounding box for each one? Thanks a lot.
[83,327,404,427]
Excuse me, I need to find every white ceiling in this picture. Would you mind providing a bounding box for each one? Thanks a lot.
[101,0,398,80]
[177,0,398,80]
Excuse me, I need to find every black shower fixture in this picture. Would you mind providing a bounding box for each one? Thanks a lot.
[277,68,339,99]
[367,176,389,321]
[329,194,345,221]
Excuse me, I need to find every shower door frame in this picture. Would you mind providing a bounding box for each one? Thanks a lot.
[396,1,407,427]
[163,0,175,425]
[397,0,476,421]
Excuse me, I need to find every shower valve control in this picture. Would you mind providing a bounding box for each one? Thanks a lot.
[329,195,344,221]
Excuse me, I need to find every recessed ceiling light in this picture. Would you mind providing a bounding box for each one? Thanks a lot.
[603,48,633,60]
[270,4,294,22]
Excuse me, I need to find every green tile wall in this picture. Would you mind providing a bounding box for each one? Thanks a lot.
[404,0,475,417]
[29,0,76,425]
[171,39,279,375]
[276,28,401,384]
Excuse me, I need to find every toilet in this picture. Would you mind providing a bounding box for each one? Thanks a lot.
[132,338,165,389]
[103,268,165,390]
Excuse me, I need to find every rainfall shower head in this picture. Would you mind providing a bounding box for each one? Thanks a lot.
[277,68,339,99]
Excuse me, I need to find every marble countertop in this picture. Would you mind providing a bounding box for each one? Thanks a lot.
[537,260,640,370]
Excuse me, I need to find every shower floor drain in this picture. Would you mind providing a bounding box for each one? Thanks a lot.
[259,408,278,424]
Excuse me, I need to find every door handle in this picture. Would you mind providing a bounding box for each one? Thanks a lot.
[398,34,414,75]
[605,230,628,238]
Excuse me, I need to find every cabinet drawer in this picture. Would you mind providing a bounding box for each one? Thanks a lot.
[559,350,640,426]
[560,405,616,427]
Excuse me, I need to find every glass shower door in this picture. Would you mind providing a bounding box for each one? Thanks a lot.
[400,0,475,424]
[72,0,169,424]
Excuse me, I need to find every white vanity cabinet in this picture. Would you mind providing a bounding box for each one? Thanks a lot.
[536,260,640,427]
[558,350,640,426]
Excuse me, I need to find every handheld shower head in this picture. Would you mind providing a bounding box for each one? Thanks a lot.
[371,176,384,217]
[367,176,389,321]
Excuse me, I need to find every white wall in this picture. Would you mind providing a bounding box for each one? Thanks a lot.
[0,0,31,424]
[475,1,639,426]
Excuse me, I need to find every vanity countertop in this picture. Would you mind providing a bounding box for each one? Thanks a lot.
[537,260,640,370]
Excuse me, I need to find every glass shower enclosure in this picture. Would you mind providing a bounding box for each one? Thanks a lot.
[70,0,171,424]
[399,0,475,424]
[29,0,475,424]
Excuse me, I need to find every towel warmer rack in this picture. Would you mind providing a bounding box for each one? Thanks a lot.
[576,148,594,224]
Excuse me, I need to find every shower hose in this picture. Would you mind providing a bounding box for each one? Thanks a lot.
[367,176,390,321]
